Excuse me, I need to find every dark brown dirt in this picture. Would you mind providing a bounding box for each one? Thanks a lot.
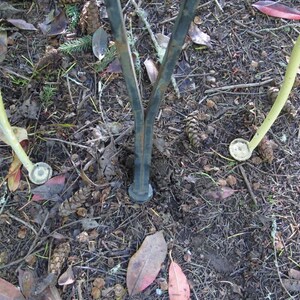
[1,0,300,299]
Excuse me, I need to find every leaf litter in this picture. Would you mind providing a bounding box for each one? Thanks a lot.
[126,231,168,296]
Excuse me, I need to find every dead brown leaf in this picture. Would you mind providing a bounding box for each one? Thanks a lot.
[188,22,212,48]
[0,277,26,300]
[7,19,37,31]
[289,268,300,280]
[0,30,7,63]
[144,58,158,84]
[126,231,168,296]
[282,279,300,292]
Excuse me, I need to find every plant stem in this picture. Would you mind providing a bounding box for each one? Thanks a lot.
[0,90,53,184]
[248,35,300,151]
[0,90,34,173]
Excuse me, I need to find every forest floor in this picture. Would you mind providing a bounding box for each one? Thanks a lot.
[0,0,300,299]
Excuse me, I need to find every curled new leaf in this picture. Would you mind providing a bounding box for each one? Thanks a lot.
[126,231,168,296]
[252,1,300,20]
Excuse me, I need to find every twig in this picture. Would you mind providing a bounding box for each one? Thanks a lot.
[204,78,274,93]
[238,165,257,206]
[45,137,90,149]
[271,218,294,299]
[257,23,300,33]
[214,0,223,12]
[6,212,38,235]
[130,0,180,98]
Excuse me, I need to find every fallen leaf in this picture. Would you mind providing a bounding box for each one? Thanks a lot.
[105,58,122,73]
[188,22,212,48]
[34,273,57,296]
[252,1,300,20]
[58,266,75,286]
[126,231,168,296]
[144,58,158,84]
[289,269,300,280]
[0,126,28,145]
[92,27,108,60]
[31,174,65,201]
[18,269,36,299]
[39,9,68,36]
[19,98,40,120]
[175,60,196,93]
[205,186,235,200]
[7,140,28,192]
[156,33,170,49]
[7,19,37,31]
[0,277,26,300]
[282,279,300,292]
[81,219,99,231]
[0,2,24,15]
[39,286,62,300]
[99,141,117,181]
[0,30,7,63]
[168,261,190,300]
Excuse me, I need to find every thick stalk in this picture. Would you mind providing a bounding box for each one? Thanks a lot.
[248,35,300,151]
[104,0,151,201]
[0,90,34,172]
[0,90,52,184]
[142,0,200,191]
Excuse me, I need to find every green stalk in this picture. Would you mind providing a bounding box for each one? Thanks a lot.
[248,35,300,151]
[229,35,300,161]
[0,90,52,184]
[0,90,34,172]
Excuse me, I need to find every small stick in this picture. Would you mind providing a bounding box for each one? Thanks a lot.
[238,165,257,206]
[130,0,180,97]
[204,78,274,93]
[6,212,38,235]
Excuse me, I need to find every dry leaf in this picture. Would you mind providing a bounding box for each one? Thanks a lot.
[168,261,190,300]
[7,140,28,192]
[205,186,235,200]
[289,269,300,280]
[39,9,68,36]
[282,279,300,292]
[0,2,24,15]
[0,126,28,145]
[7,19,37,31]
[144,58,158,84]
[58,266,75,286]
[18,269,36,299]
[156,33,170,49]
[0,31,7,63]
[126,231,168,296]
[92,27,108,60]
[0,277,26,300]
[31,174,65,201]
[188,22,212,48]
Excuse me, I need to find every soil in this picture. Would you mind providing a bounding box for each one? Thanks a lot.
[0,0,300,299]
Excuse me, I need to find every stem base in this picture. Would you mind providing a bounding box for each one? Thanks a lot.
[128,184,153,203]
[229,138,252,161]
